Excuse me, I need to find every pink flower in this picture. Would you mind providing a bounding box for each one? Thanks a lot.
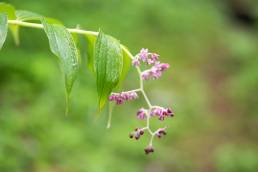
[109,90,138,105]
[155,128,167,138]
[147,53,159,64]
[108,93,119,101]
[151,53,159,61]
[139,48,149,62]
[141,62,170,80]
[137,108,147,120]
[133,49,163,67]
[132,58,140,66]
[141,70,151,80]
[150,107,174,120]
[155,62,170,72]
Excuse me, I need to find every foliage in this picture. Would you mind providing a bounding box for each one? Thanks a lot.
[94,31,123,110]
[0,2,131,112]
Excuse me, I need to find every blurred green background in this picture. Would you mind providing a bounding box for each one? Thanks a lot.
[0,0,258,171]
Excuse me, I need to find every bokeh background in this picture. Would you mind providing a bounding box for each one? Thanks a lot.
[0,0,258,171]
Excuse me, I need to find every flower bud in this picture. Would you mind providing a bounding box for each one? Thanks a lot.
[141,62,169,80]
[136,108,147,120]
[155,128,167,138]
[144,146,154,154]
[151,107,174,120]
[132,58,140,66]
[139,48,149,62]
[109,90,138,105]
[129,133,134,139]
[129,128,145,140]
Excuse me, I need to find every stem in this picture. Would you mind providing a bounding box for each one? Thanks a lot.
[149,134,155,146]
[8,19,155,136]
[8,20,98,36]
[128,88,141,93]
[141,89,152,108]
[107,102,113,129]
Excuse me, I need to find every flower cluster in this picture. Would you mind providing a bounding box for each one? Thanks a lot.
[109,90,138,104]
[109,48,174,155]
[132,48,170,80]
[132,48,159,66]
[141,62,170,80]
[151,106,174,120]
[129,128,145,140]
[137,107,174,121]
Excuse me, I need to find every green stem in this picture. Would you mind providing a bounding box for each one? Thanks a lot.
[107,102,113,129]
[8,20,98,36]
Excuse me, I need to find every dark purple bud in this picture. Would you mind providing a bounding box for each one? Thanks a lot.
[139,130,144,135]
[166,108,174,117]
[144,146,154,155]
[156,128,167,138]
[129,133,134,139]
[116,97,124,104]
[135,135,140,140]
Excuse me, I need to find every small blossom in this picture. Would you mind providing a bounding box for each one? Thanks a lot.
[166,108,174,116]
[120,91,138,101]
[155,128,167,138]
[141,62,170,80]
[132,58,140,66]
[144,146,154,155]
[139,48,149,62]
[151,53,159,62]
[151,107,174,120]
[129,128,145,140]
[141,70,151,80]
[150,67,162,79]
[137,108,147,120]
[116,97,124,104]
[155,62,170,72]
[109,90,138,105]
[108,93,119,101]
[133,49,163,67]
[147,53,159,65]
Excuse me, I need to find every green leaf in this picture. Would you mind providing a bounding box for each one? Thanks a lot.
[94,31,123,110]
[42,19,80,113]
[0,13,8,50]
[0,3,19,46]
[15,10,42,21]
[44,17,63,25]
[0,3,16,19]
[16,10,62,25]
[85,34,97,72]
[118,46,131,87]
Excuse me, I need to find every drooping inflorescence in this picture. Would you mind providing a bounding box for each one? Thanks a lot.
[0,3,174,156]
[109,48,174,155]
